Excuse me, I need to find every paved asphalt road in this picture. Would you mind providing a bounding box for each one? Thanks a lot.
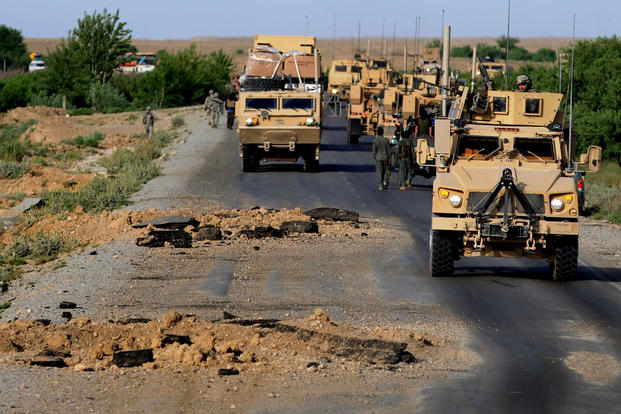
[129,109,621,413]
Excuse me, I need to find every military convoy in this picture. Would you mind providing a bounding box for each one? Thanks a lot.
[235,35,322,172]
[428,29,602,281]
[327,59,362,101]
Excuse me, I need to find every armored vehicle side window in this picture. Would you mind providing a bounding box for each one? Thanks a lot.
[334,65,348,72]
[492,97,508,113]
[514,138,555,160]
[245,98,277,110]
[457,136,500,158]
[371,61,387,68]
[525,98,542,115]
[282,98,314,110]
[351,66,361,73]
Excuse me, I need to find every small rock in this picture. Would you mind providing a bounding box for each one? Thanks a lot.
[253,246,260,251]
[61,312,72,320]
[112,349,154,368]
[218,368,239,376]
[195,225,223,241]
[73,363,93,372]
[59,301,77,309]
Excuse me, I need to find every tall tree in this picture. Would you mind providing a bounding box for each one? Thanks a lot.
[0,25,28,70]
[72,8,132,83]
[42,37,90,109]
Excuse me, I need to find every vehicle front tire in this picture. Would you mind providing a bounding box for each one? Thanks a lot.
[242,148,259,172]
[429,230,455,277]
[551,236,578,281]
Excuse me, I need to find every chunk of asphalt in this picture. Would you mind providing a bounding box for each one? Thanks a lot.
[117,317,151,325]
[195,225,223,241]
[132,216,200,230]
[238,226,282,239]
[217,368,239,376]
[222,319,413,365]
[37,349,71,358]
[161,334,192,347]
[61,312,72,320]
[136,229,193,248]
[303,207,359,222]
[223,311,240,320]
[112,349,154,367]
[59,301,77,309]
[29,356,67,368]
[7,198,43,214]
[34,319,51,326]
[280,221,319,234]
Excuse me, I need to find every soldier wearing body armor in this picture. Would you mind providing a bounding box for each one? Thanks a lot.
[209,92,223,128]
[225,93,236,129]
[516,74,533,92]
[372,132,391,190]
[397,134,414,190]
[204,90,215,125]
[142,106,155,138]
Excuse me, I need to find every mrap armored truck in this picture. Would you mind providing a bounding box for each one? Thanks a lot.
[429,85,601,281]
[236,35,322,172]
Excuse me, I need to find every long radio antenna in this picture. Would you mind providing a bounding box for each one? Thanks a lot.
[567,13,576,170]
[505,0,511,90]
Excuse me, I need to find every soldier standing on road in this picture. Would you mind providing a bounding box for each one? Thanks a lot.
[225,93,236,129]
[372,133,391,190]
[204,90,215,126]
[142,106,155,138]
[209,92,223,128]
[397,135,414,190]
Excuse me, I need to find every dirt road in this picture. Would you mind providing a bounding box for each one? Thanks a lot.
[0,108,619,413]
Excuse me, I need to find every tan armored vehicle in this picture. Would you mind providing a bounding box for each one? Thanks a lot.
[328,59,362,101]
[236,35,322,172]
[429,86,602,280]
[347,57,398,144]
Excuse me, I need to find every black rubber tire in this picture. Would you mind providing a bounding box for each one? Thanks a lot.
[429,230,455,277]
[241,148,259,172]
[303,156,320,172]
[347,118,361,145]
[551,236,578,281]
[242,77,284,91]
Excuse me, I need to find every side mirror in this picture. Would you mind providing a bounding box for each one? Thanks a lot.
[579,145,602,172]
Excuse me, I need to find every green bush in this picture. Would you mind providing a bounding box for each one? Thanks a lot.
[87,81,129,113]
[171,116,185,128]
[0,161,30,179]
[68,108,94,116]
[8,231,68,263]
[0,120,36,162]
[452,45,473,58]
[64,131,105,148]
[29,91,66,108]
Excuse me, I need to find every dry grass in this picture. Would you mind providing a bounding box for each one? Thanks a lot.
[25,36,578,73]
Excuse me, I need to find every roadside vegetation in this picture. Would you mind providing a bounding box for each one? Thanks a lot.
[449,36,557,62]
[584,162,621,224]
[0,10,234,113]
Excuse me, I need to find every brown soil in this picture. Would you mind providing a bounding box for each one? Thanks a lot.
[0,310,449,373]
[0,206,372,251]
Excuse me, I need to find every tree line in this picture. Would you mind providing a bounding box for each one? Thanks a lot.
[0,10,234,114]
[449,36,557,62]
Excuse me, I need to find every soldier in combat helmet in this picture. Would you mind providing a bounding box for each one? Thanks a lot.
[372,131,391,190]
[142,106,155,138]
[204,90,215,126]
[209,92,223,128]
[516,74,534,92]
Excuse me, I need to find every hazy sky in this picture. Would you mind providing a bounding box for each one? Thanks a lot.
[2,0,619,39]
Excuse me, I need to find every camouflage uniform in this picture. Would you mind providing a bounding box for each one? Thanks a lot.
[372,134,391,190]
[225,94,236,129]
[204,90,215,126]
[142,107,155,138]
[397,137,414,189]
[209,92,223,128]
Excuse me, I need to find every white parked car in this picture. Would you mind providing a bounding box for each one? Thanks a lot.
[28,60,47,72]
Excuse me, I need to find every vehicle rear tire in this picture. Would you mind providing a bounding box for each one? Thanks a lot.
[241,77,284,92]
[429,230,455,277]
[551,236,578,281]
[242,148,259,172]
[347,118,361,145]
[303,155,320,172]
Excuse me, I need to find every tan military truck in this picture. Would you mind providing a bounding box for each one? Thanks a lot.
[346,57,397,144]
[328,59,362,101]
[236,35,322,172]
[429,87,602,280]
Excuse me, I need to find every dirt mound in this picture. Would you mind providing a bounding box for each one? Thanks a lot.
[0,207,373,254]
[0,310,433,372]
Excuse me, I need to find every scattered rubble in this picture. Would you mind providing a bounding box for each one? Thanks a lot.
[304,207,359,222]
[0,310,434,372]
[280,220,318,234]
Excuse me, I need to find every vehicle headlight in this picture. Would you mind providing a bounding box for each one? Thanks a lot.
[449,194,462,208]
[550,198,564,211]
[245,118,253,125]
[305,118,314,125]
[331,88,338,94]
